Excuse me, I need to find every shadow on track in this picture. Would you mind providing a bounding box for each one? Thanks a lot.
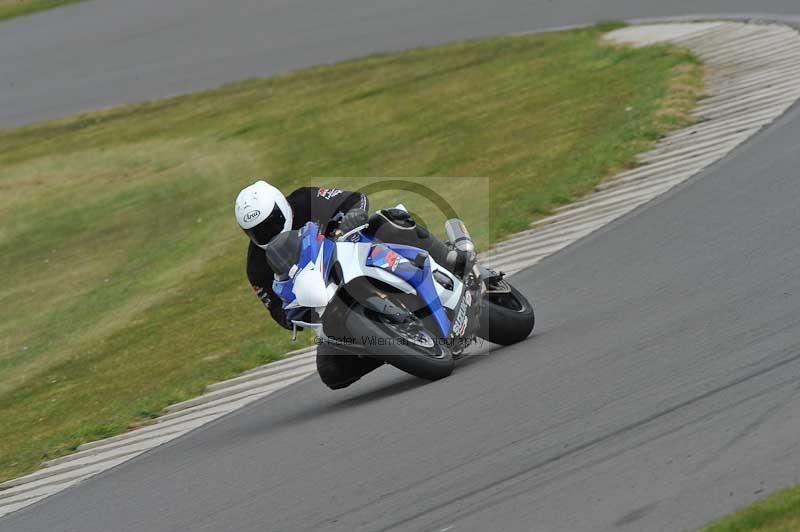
[230,371,428,438]
[221,337,533,446]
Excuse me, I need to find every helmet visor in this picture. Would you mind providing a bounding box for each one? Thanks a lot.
[244,203,287,246]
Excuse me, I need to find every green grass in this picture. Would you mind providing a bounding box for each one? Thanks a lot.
[0,24,702,483]
[703,485,800,531]
[0,0,84,22]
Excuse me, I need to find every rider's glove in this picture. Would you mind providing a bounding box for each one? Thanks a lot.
[338,209,369,234]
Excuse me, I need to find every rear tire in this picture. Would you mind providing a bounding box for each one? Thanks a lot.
[345,304,454,381]
[478,284,535,345]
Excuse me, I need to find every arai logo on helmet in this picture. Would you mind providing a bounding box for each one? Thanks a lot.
[243,210,261,223]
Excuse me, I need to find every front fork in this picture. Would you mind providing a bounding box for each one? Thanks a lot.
[450,265,483,355]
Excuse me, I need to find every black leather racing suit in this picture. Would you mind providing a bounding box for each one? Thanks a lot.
[246,186,457,390]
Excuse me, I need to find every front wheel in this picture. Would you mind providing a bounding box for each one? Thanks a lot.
[477,283,535,345]
[344,304,454,381]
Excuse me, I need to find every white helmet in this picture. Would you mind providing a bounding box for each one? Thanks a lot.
[235,180,293,249]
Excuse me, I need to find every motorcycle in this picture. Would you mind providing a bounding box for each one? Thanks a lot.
[265,207,535,386]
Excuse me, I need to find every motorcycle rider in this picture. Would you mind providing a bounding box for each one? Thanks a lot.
[234,180,467,388]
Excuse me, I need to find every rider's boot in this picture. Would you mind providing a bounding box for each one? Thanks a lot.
[445,247,473,278]
[444,219,476,279]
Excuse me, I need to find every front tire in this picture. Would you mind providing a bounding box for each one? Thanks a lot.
[345,304,454,381]
[478,283,535,345]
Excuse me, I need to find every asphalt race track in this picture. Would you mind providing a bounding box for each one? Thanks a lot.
[4,2,800,531]
[2,0,800,126]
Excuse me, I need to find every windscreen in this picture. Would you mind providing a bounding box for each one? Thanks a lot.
[264,229,301,278]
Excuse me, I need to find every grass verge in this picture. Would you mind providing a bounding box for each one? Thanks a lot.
[0,24,702,483]
[0,0,84,22]
[703,485,800,531]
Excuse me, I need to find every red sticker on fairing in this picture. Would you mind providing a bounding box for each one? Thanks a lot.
[385,250,398,270]
[368,246,405,272]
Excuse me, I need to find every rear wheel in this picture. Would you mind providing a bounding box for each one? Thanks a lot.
[478,282,535,345]
[345,304,454,381]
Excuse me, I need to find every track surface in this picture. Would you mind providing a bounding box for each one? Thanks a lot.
[1,0,800,126]
[4,2,800,532]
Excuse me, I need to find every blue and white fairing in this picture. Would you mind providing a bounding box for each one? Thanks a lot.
[364,243,452,337]
[272,221,464,337]
[271,222,334,321]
